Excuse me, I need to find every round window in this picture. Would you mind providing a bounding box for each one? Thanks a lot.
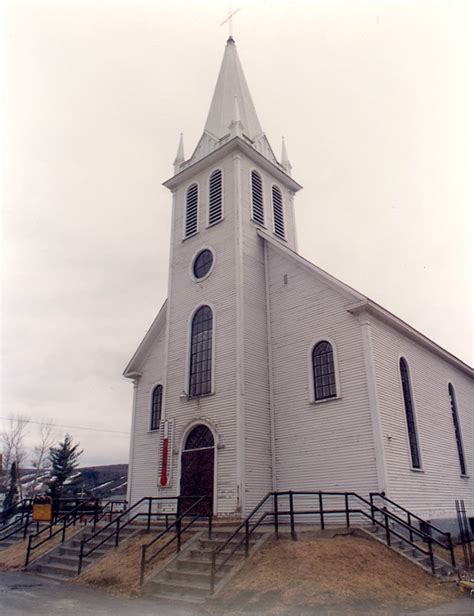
[193,249,214,279]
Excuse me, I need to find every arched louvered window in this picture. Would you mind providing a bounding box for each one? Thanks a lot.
[189,306,213,397]
[251,170,265,226]
[448,383,467,475]
[399,358,421,469]
[208,170,223,226]
[184,183,199,238]
[312,341,337,401]
[150,385,163,431]
[272,185,285,239]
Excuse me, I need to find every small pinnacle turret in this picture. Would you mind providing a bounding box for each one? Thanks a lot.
[173,133,185,173]
[281,137,292,176]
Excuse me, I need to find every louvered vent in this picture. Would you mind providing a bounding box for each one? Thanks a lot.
[185,183,198,237]
[272,185,285,239]
[208,169,223,226]
[251,170,265,226]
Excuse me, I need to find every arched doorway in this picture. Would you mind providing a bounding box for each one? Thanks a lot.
[179,424,214,515]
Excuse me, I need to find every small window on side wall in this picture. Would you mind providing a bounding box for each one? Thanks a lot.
[399,358,421,469]
[312,341,337,401]
[150,385,163,431]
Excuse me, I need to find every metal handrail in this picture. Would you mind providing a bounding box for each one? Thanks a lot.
[139,495,212,585]
[370,492,452,541]
[77,496,182,574]
[1,499,33,526]
[25,497,100,566]
[210,491,452,593]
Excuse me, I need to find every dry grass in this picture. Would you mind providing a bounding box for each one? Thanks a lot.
[0,524,83,571]
[73,531,192,596]
[212,533,458,615]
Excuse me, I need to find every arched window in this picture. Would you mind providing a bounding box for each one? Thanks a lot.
[312,341,337,401]
[208,170,223,226]
[272,185,285,239]
[184,183,199,238]
[399,358,421,469]
[251,170,265,226]
[150,385,163,431]
[448,383,467,475]
[184,425,214,451]
[189,306,213,397]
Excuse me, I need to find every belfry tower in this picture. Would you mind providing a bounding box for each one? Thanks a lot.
[125,37,302,516]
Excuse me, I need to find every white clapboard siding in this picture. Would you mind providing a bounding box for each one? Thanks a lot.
[369,315,473,520]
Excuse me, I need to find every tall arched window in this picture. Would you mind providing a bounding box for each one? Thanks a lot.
[189,306,213,397]
[272,185,285,239]
[208,169,223,226]
[448,383,467,475]
[312,341,337,401]
[185,183,199,238]
[150,385,163,431]
[251,170,265,226]
[399,358,421,469]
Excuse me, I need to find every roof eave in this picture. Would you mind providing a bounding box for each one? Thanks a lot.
[346,300,473,377]
[163,137,302,193]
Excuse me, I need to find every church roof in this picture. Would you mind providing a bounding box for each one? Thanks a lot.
[258,230,473,377]
[204,36,263,141]
[123,299,167,378]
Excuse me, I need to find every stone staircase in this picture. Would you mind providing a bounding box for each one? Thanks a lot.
[25,520,152,580]
[143,525,270,603]
[361,525,456,578]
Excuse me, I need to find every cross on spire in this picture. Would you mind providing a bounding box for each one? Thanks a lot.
[220,7,240,38]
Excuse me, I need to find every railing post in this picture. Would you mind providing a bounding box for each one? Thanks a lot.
[319,492,324,530]
[23,508,30,539]
[177,518,182,553]
[78,540,84,575]
[273,493,279,537]
[147,498,152,532]
[208,512,212,539]
[345,493,350,528]
[289,491,296,541]
[115,517,120,547]
[210,551,216,595]
[384,512,391,547]
[139,544,146,586]
[25,535,33,566]
[62,516,67,543]
[428,537,435,575]
[407,512,413,543]
[245,520,250,557]
[369,493,375,525]
[447,532,455,568]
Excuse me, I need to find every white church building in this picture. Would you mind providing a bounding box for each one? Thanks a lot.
[124,37,473,527]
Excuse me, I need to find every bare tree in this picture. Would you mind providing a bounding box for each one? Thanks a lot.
[30,418,56,496]
[1,414,29,499]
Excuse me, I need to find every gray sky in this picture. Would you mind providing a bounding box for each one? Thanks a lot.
[2,0,472,466]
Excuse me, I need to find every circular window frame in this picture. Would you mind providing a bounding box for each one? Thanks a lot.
[191,247,216,282]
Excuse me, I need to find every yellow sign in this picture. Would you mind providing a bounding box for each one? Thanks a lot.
[32,502,53,522]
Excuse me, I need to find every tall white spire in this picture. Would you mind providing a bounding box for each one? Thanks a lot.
[203,37,263,140]
[173,132,185,173]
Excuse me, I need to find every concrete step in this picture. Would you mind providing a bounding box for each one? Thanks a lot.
[197,537,260,551]
[163,568,222,586]
[148,580,209,602]
[175,558,232,574]
[32,562,77,578]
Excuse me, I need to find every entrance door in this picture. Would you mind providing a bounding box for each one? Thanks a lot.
[179,425,214,516]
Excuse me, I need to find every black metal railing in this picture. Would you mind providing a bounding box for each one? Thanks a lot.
[25,498,100,566]
[77,496,186,574]
[139,495,212,585]
[0,499,36,541]
[210,491,453,593]
[370,492,455,566]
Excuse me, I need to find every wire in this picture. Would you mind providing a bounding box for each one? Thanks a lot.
[0,416,130,436]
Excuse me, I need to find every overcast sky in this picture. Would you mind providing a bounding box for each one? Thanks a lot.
[2,0,472,466]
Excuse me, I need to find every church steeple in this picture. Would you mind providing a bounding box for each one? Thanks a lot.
[173,132,185,173]
[204,36,263,141]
